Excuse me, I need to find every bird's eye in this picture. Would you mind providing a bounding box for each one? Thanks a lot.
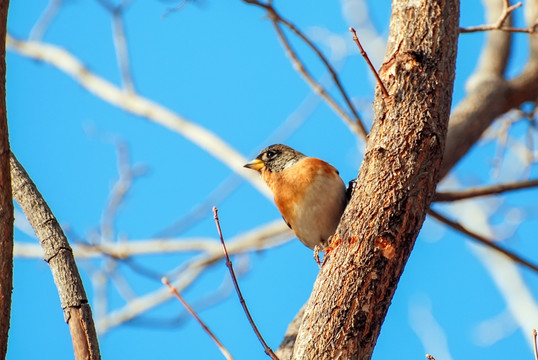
[265,150,276,159]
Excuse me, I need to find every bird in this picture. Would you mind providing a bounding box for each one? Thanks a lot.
[244,144,347,250]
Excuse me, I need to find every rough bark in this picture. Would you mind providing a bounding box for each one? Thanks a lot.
[291,1,459,359]
[10,154,101,360]
[0,0,12,357]
[279,1,538,358]
[276,305,304,359]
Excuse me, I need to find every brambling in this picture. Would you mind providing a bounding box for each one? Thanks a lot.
[244,144,347,250]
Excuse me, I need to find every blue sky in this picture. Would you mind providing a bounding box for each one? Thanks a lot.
[6,1,538,359]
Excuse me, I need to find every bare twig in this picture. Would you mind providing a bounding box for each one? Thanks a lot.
[112,8,135,92]
[212,207,279,360]
[242,0,368,140]
[100,139,146,242]
[441,0,538,179]
[435,179,538,201]
[162,0,190,18]
[489,109,524,177]
[15,219,291,259]
[95,220,291,333]
[95,0,135,91]
[427,208,538,273]
[269,21,364,138]
[349,27,389,98]
[532,329,538,360]
[162,277,234,360]
[460,1,537,34]
[29,0,63,40]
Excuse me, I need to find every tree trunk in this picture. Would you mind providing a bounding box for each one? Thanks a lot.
[0,0,12,357]
[291,1,459,359]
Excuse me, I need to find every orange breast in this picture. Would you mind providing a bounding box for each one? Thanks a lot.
[261,157,346,248]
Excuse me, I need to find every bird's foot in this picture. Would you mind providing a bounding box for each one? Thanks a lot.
[313,245,322,268]
[313,245,333,268]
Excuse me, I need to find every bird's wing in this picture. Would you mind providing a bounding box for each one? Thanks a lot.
[282,216,292,230]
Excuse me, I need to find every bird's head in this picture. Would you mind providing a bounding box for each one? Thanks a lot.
[244,144,306,173]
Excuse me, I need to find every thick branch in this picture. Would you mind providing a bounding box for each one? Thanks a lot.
[0,0,11,357]
[441,0,538,179]
[10,153,101,360]
[292,1,459,359]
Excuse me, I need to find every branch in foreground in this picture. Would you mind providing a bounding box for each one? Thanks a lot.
[434,178,538,202]
[213,207,279,360]
[10,153,101,360]
[162,277,233,360]
[242,0,368,140]
[427,208,538,273]
[349,27,389,98]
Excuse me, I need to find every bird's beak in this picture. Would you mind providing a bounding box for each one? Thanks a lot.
[244,158,265,171]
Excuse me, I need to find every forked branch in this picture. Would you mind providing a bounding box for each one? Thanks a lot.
[242,0,368,140]
[460,1,537,34]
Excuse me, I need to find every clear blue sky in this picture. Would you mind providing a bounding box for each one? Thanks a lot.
[6,1,538,359]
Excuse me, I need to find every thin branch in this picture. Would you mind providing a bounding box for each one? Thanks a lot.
[29,0,64,41]
[460,1,537,34]
[95,220,292,333]
[461,24,538,35]
[441,0,538,179]
[242,0,368,140]
[6,34,271,198]
[269,21,363,138]
[112,8,135,92]
[427,208,538,273]
[434,179,538,202]
[349,27,389,98]
[100,139,146,242]
[162,0,190,18]
[13,220,292,258]
[95,0,136,92]
[162,277,234,360]
[213,207,279,360]
[14,220,292,259]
